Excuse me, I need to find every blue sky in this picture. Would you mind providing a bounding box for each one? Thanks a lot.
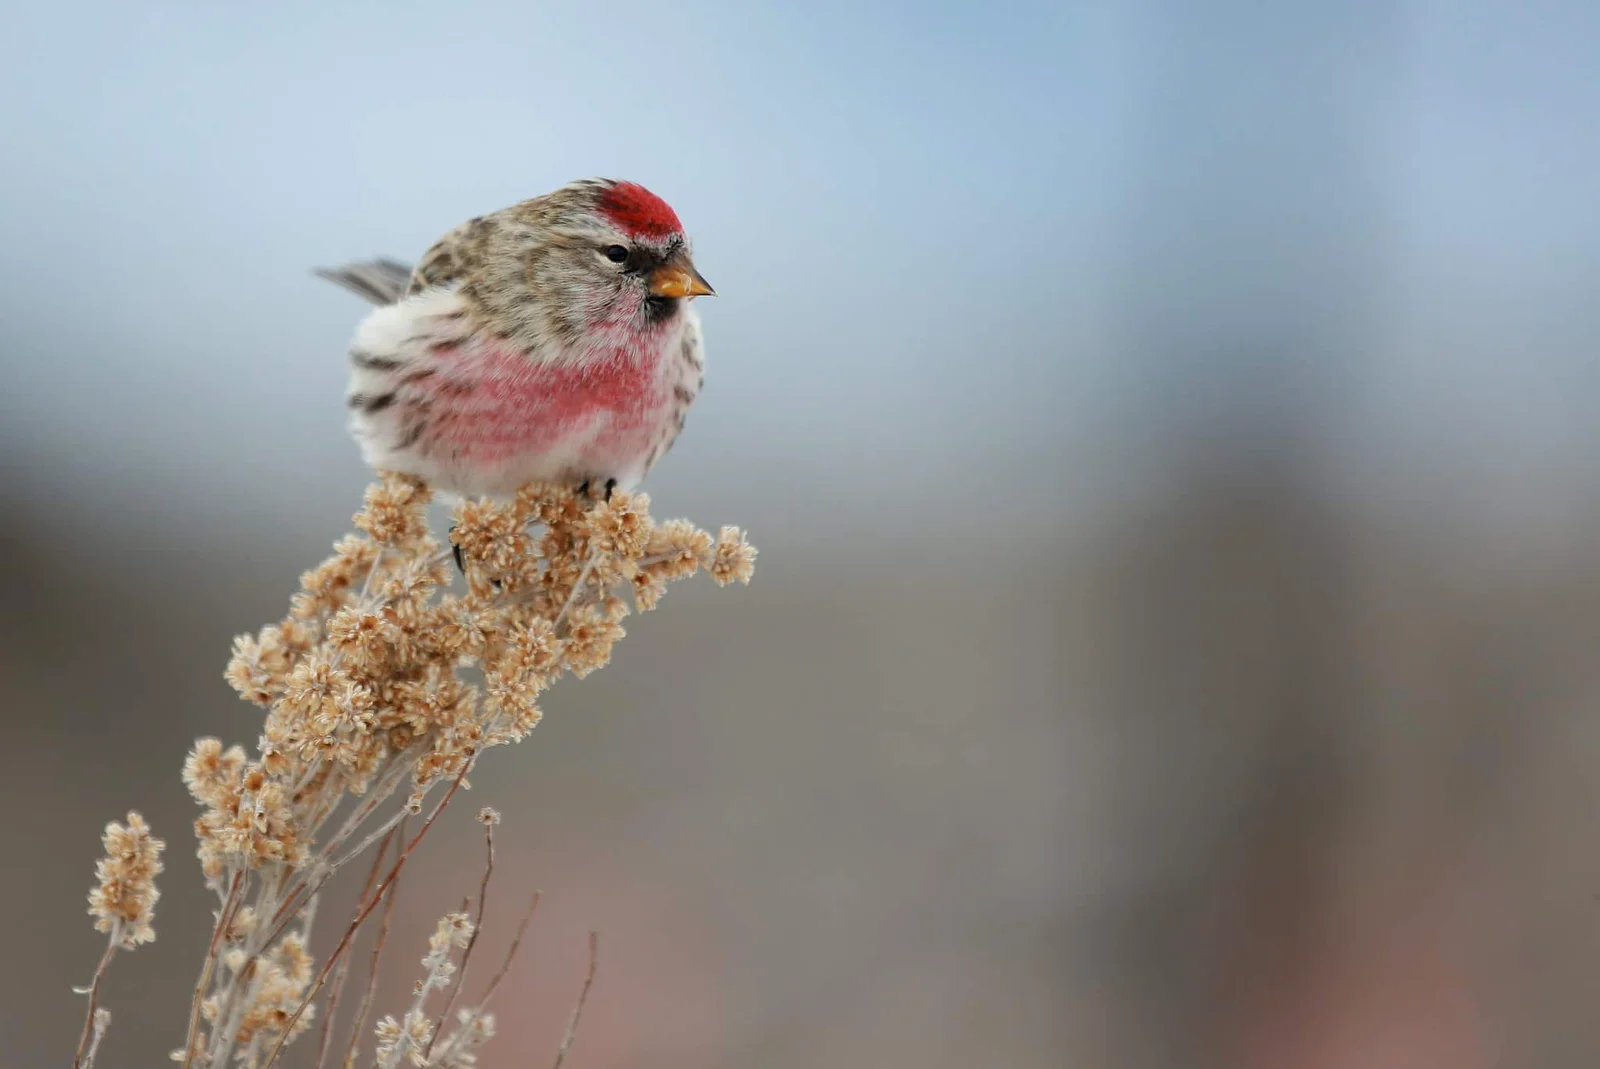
[3,1,1598,552]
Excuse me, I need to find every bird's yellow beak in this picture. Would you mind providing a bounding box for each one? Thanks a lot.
[648,256,715,299]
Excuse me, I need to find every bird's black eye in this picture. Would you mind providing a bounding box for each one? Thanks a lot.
[604,244,629,264]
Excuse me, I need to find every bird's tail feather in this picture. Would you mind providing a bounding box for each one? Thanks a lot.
[313,258,413,305]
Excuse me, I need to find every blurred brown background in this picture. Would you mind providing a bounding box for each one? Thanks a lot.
[7,1,1600,1066]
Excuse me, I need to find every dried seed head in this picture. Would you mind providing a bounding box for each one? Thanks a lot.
[87,811,164,948]
[151,477,753,1065]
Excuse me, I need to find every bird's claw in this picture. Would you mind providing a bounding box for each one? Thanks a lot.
[449,526,466,574]
[575,477,618,506]
[448,527,503,592]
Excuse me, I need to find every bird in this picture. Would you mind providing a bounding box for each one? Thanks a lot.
[315,178,713,505]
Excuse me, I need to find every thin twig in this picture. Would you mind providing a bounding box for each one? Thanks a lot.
[634,551,698,568]
[357,547,387,602]
[340,817,406,1069]
[319,743,427,855]
[210,922,276,1068]
[271,747,422,930]
[553,549,599,632]
[479,888,542,1005]
[299,889,321,943]
[262,761,472,1069]
[314,821,398,1069]
[72,928,119,1069]
[434,888,542,1065]
[327,808,411,878]
[424,819,496,1058]
[182,870,244,1069]
[289,754,328,803]
[81,1008,111,1069]
[551,932,599,1069]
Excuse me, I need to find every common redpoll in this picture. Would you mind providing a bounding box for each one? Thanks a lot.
[316,178,713,501]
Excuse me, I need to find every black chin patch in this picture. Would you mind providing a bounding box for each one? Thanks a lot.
[644,294,680,325]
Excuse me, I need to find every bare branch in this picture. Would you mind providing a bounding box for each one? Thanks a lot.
[181,871,244,1069]
[81,1008,111,1069]
[340,818,406,1069]
[315,821,400,1069]
[479,888,542,1007]
[553,550,600,632]
[425,819,496,1058]
[270,746,425,932]
[328,807,411,876]
[72,928,120,1069]
[552,931,599,1069]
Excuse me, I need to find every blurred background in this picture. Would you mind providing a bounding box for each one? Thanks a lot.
[4,1,1600,1065]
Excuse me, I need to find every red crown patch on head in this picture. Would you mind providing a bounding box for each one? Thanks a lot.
[597,181,683,240]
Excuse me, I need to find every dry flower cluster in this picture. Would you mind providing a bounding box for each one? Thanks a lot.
[72,475,754,1068]
[76,812,167,1065]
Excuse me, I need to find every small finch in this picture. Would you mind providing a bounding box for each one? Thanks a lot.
[316,178,713,501]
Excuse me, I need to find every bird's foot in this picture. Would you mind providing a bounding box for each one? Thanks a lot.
[449,525,465,574]
[447,524,501,591]
[575,477,618,507]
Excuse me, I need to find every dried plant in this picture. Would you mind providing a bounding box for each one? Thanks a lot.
[71,475,754,1068]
